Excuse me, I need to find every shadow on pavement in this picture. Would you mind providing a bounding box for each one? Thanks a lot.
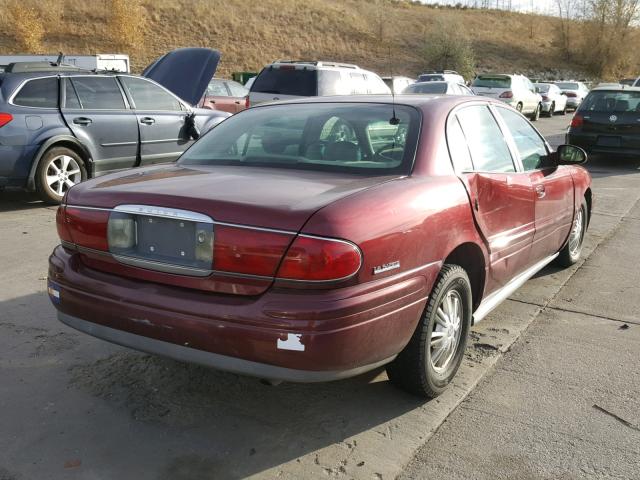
[0,189,47,212]
[1,292,425,479]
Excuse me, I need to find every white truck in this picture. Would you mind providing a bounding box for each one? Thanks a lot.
[0,54,130,73]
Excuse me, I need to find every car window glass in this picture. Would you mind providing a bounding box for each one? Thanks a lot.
[64,79,81,109]
[349,73,366,94]
[179,103,420,175]
[472,76,511,88]
[207,80,229,96]
[252,68,317,96]
[318,70,343,96]
[120,76,182,110]
[497,107,547,170]
[581,91,640,113]
[447,115,473,171]
[457,105,515,172]
[71,77,125,109]
[13,77,58,108]
[226,81,248,97]
[404,83,447,94]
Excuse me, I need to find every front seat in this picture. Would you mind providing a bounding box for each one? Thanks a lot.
[323,141,360,162]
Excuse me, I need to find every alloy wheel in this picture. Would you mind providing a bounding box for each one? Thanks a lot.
[568,207,585,256]
[430,290,463,373]
[45,155,82,197]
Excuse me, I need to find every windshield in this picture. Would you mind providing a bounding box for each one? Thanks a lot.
[418,74,444,82]
[179,103,420,175]
[251,67,317,96]
[581,91,640,113]
[403,82,447,94]
[472,76,511,88]
[556,82,578,90]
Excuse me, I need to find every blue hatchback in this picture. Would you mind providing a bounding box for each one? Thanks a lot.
[0,48,229,203]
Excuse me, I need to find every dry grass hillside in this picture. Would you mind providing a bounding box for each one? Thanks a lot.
[0,0,613,79]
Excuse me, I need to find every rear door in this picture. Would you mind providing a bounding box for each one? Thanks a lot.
[224,80,249,112]
[61,76,139,174]
[449,104,536,293]
[495,106,574,261]
[119,75,191,166]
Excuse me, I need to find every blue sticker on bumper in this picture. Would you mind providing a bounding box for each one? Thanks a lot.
[47,279,61,304]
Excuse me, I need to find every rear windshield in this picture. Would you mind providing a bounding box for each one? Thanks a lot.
[556,82,578,90]
[251,67,317,96]
[418,74,444,82]
[179,103,421,175]
[472,76,511,88]
[536,84,550,92]
[580,91,640,113]
[403,83,447,94]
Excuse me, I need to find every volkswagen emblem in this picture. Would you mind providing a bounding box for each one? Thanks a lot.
[609,115,618,122]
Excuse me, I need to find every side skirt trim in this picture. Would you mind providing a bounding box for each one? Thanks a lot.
[473,253,558,324]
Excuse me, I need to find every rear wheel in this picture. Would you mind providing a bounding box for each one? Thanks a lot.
[556,199,588,267]
[561,103,568,115]
[516,103,523,112]
[35,147,87,204]
[547,102,555,117]
[386,265,472,398]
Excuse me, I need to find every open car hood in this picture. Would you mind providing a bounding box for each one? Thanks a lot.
[142,47,220,106]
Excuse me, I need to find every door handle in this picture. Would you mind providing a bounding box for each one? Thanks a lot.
[140,117,155,125]
[72,117,92,126]
[234,101,241,104]
[535,184,546,198]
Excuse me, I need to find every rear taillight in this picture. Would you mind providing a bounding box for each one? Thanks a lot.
[61,207,109,251]
[566,92,577,98]
[0,113,13,128]
[276,235,361,282]
[571,114,584,128]
[244,95,250,109]
[213,225,291,277]
[499,91,513,99]
[541,95,549,101]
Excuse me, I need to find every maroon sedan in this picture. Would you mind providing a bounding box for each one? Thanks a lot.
[48,95,592,397]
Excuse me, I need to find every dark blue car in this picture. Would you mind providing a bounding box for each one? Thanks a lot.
[0,48,229,203]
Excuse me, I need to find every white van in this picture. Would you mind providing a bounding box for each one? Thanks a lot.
[249,61,391,105]
[471,74,543,121]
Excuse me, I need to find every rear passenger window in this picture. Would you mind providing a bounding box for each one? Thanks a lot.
[71,77,125,109]
[447,115,473,171]
[497,107,548,170]
[457,105,515,172]
[64,79,81,109]
[13,77,58,108]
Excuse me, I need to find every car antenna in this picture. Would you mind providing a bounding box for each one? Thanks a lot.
[388,46,399,126]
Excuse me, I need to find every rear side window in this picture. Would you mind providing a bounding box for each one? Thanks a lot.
[472,76,511,89]
[13,77,58,108]
[252,68,317,96]
[120,76,182,111]
[580,91,640,113]
[447,115,473,171]
[71,77,125,109]
[456,105,515,172]
[497,107,547,170]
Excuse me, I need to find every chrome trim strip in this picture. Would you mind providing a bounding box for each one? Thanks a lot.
[113,255,212,277]
[113,204,214,223]
[101,141,138,147]
[58,312,397,383]
[214,221,295,235]
[140,139,181,144]
[473,252,558,324]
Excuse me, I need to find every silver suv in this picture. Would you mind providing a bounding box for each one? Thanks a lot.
[248,60,390,105]
[471,74,543,121]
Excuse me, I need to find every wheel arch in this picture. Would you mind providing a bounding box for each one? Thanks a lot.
[442,242,486,312]
[27,136,92,191]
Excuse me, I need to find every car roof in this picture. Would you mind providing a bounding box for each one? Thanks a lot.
[590,85,640,92]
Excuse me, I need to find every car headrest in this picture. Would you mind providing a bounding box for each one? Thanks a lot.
[324,141,360,162]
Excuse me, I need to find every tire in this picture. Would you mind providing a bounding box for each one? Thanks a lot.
[386,264,472,398]
[530,104,541,122]
[547,103,555,117]
[35,146,87,204]
[561,104,567,115]
[556,199,588,267]
[516,103,523,112]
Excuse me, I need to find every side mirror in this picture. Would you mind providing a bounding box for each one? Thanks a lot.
[548,144,587,165]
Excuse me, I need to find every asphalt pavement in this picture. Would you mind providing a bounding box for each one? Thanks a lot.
[1,114,638,480]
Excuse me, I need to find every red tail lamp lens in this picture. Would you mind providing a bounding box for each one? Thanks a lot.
[56,206,73,244]
[566,92,577,98]
[0,113,13,128]
[277,235,361,281]
[244,95,250,109]
[63,207,109,251]
[571,115,584,128]
[213,225,292,277]
[499,91,513,99]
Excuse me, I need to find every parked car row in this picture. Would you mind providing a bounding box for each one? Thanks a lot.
[42,51,593,399]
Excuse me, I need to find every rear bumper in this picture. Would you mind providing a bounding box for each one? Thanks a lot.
[49,245,434,381]
[567,133,640,157]
[566,98,580,108]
